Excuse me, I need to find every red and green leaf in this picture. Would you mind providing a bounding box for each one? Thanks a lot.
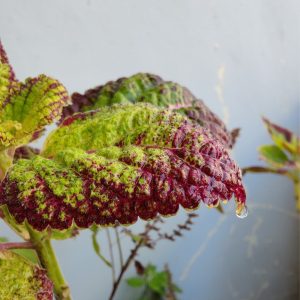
[0,104,246,231]
[263,117,300,155]
[0,250,53,300]
[0,41,69,151]
[60,73,235,148]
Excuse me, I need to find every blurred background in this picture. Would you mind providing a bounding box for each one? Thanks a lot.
[0,1,299,299]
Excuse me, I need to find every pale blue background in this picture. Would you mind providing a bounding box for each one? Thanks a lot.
[0,1,299,299]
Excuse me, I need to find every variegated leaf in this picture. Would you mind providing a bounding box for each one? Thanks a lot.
[0,104,246,231]
[0,41,69,151]
[61,73,235,148]
[0,250,53,300]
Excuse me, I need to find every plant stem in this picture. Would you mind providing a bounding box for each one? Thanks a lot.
[108,219,157,300]
[114,227,124,267]
[0,241,34,251]
[27,226,72,300]
[294,177,300,211]
[106,229,116,282]
[108,238,144,300]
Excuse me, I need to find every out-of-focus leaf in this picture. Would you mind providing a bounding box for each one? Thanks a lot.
[0,249,53,299]
[259,144,289,166]
[135,260,145,275]
[172,284,182,293]
[215,203,224,213]
[0,237,8,242]
[127,277,146,287]
[263,117,300,155]
[145,264,157,278]
[148,271,168,295]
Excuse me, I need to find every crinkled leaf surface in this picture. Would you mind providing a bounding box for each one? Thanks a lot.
[0,42,69,151]
[61,73,235,148]
[0,250,53,300]
[0,104,246,231]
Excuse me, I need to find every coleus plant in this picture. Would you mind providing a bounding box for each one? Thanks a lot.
[243,117,300,211]
[0,41,246,300]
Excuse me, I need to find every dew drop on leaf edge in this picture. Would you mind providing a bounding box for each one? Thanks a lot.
[236,204,248,219]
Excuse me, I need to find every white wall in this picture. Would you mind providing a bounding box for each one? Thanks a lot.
[0,1,299,299]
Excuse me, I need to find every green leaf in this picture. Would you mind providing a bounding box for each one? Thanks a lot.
[172,283,183,293]
[1,103,246,231]
[0,42,69,150]
[62,73,234,148]
[127,277,146,287]
[0,237,8,242]
[145,264,157,277]
[12,248,39,264]
[263,117,299,155]
[49,227,79,240]
[259,144,289,167]
[0,249,53,299]
[148,271,168,295]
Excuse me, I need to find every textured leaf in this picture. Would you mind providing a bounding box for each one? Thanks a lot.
[259,144,289,167]
[0,104,246,231]
[0,41,69,150]
[0,250,53,300]
[0,42,18,107]
[61,73,234,148]
[263,117,300,155]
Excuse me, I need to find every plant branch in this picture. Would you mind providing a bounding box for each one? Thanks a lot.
[0,241,34,251]
[294,177,300,212]
[106,229,116,283]
[108,237,144,300]
[114,227,124,267]
[108,220,157,300]
[27,225,72,300]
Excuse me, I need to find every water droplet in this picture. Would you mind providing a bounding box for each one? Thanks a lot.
[236,203,248,219]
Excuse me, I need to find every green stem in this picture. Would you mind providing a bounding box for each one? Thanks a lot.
[27,226,72,300]
[294,177,300,212]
